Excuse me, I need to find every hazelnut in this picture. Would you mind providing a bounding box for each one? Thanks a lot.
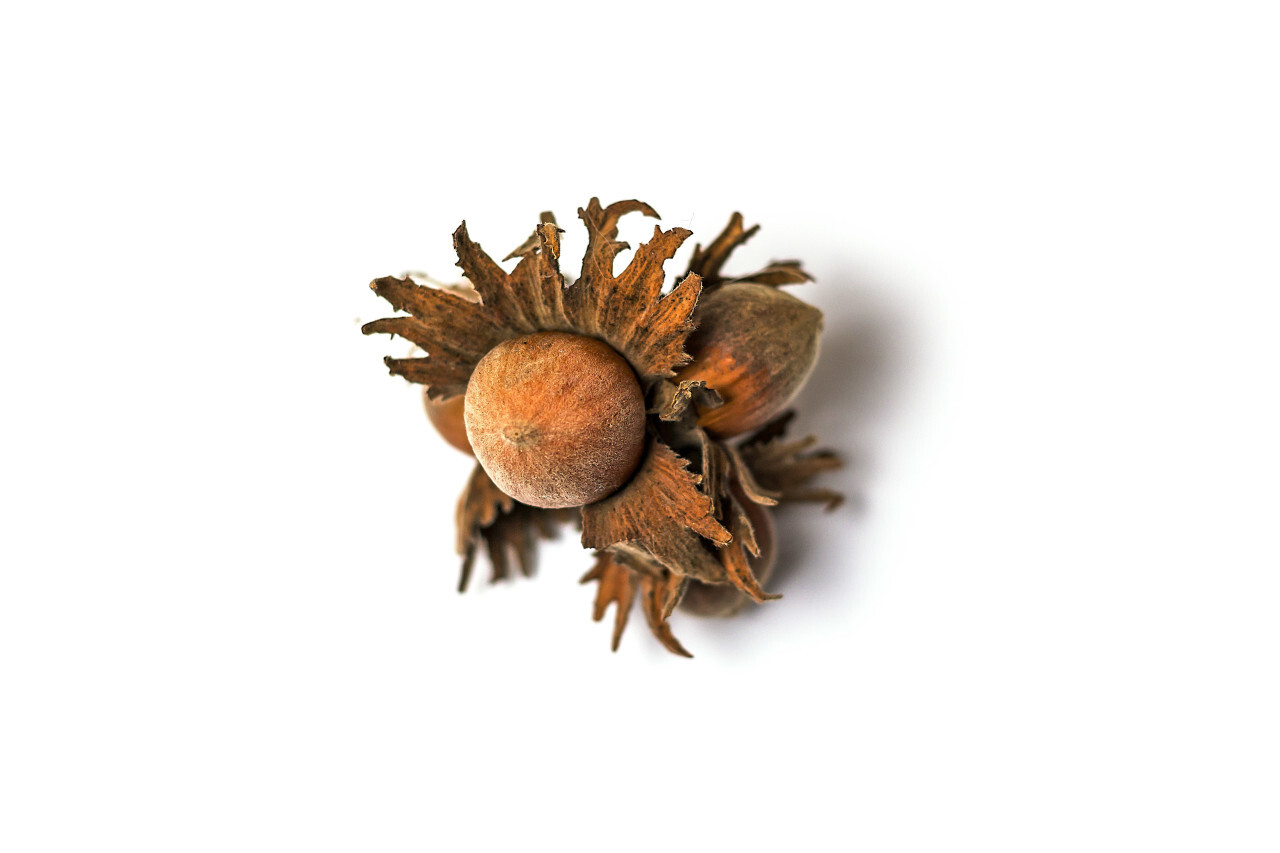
[423,393,472,455]
[680,484,777,617]
[365,201,844,656]
[464,331,646,508]
[676,283,822,438]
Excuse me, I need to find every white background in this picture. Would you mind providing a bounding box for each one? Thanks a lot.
[3,2,1277,850]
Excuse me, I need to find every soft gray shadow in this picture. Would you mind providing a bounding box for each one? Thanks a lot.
[684,268,917,656]
[773,269,912,578]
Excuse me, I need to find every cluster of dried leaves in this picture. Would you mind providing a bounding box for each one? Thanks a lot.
[365,199,840,656]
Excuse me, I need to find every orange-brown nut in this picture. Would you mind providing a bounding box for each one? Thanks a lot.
[675,283,822,438]
[423,393,472,455]
[464,332,646,509]
[680,487,777,617]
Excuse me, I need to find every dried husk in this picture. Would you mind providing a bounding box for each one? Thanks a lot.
[685,211,813,295]
[680,491,777,617]
[455,463,573,592]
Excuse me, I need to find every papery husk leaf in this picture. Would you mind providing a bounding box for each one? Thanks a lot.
[729,260,814,287]
[455,463,572,591]
[579,551,636,652]
[368,200,702,401]
[505,222,573,331]
[453,222,542,334]
[504,211,558,261]
[363,276,511,400]
[655,379,724,423]
[686,211,760,288]
[739,413,845,510]
[567,200,703,381]
[638,570,693,658]
[700,431,724,520]
[725,444,781,507]
[624,270,704,378]
[724,489,761,558]
[718,507,779,603]
[577,197,660,286]
[380,353,473,400]
[687,213,813,295]
[581,439,731,586]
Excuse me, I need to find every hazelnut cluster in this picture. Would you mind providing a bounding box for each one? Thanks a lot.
[365,199,839,656]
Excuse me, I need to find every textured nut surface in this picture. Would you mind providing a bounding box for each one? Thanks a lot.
[423,392,472,455]
[464,332,646,508]
[676,283,822,438]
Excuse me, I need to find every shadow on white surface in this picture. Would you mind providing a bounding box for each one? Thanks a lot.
[675,269,918,657]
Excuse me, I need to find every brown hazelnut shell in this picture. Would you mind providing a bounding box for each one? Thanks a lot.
[423,393,472,455]
[676,283,822,438]
[464,331,646,509]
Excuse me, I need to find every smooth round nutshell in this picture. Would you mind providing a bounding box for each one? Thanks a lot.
[423,393,472,455]
[676,283,823,438]
[464,332,646,509]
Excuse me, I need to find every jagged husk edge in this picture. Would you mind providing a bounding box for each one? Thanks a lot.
[685,211,814,296]
[579,382,842,655]
[363,198,706,401]
[455,464,575,592]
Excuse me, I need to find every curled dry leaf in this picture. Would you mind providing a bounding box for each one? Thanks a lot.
[686,211,814,295]
[681,485,778,618]
[455,463,572,592]
[638,570,693,658]
[739,413,845,510]
[579,551,636,652]
[686,211,760,292]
